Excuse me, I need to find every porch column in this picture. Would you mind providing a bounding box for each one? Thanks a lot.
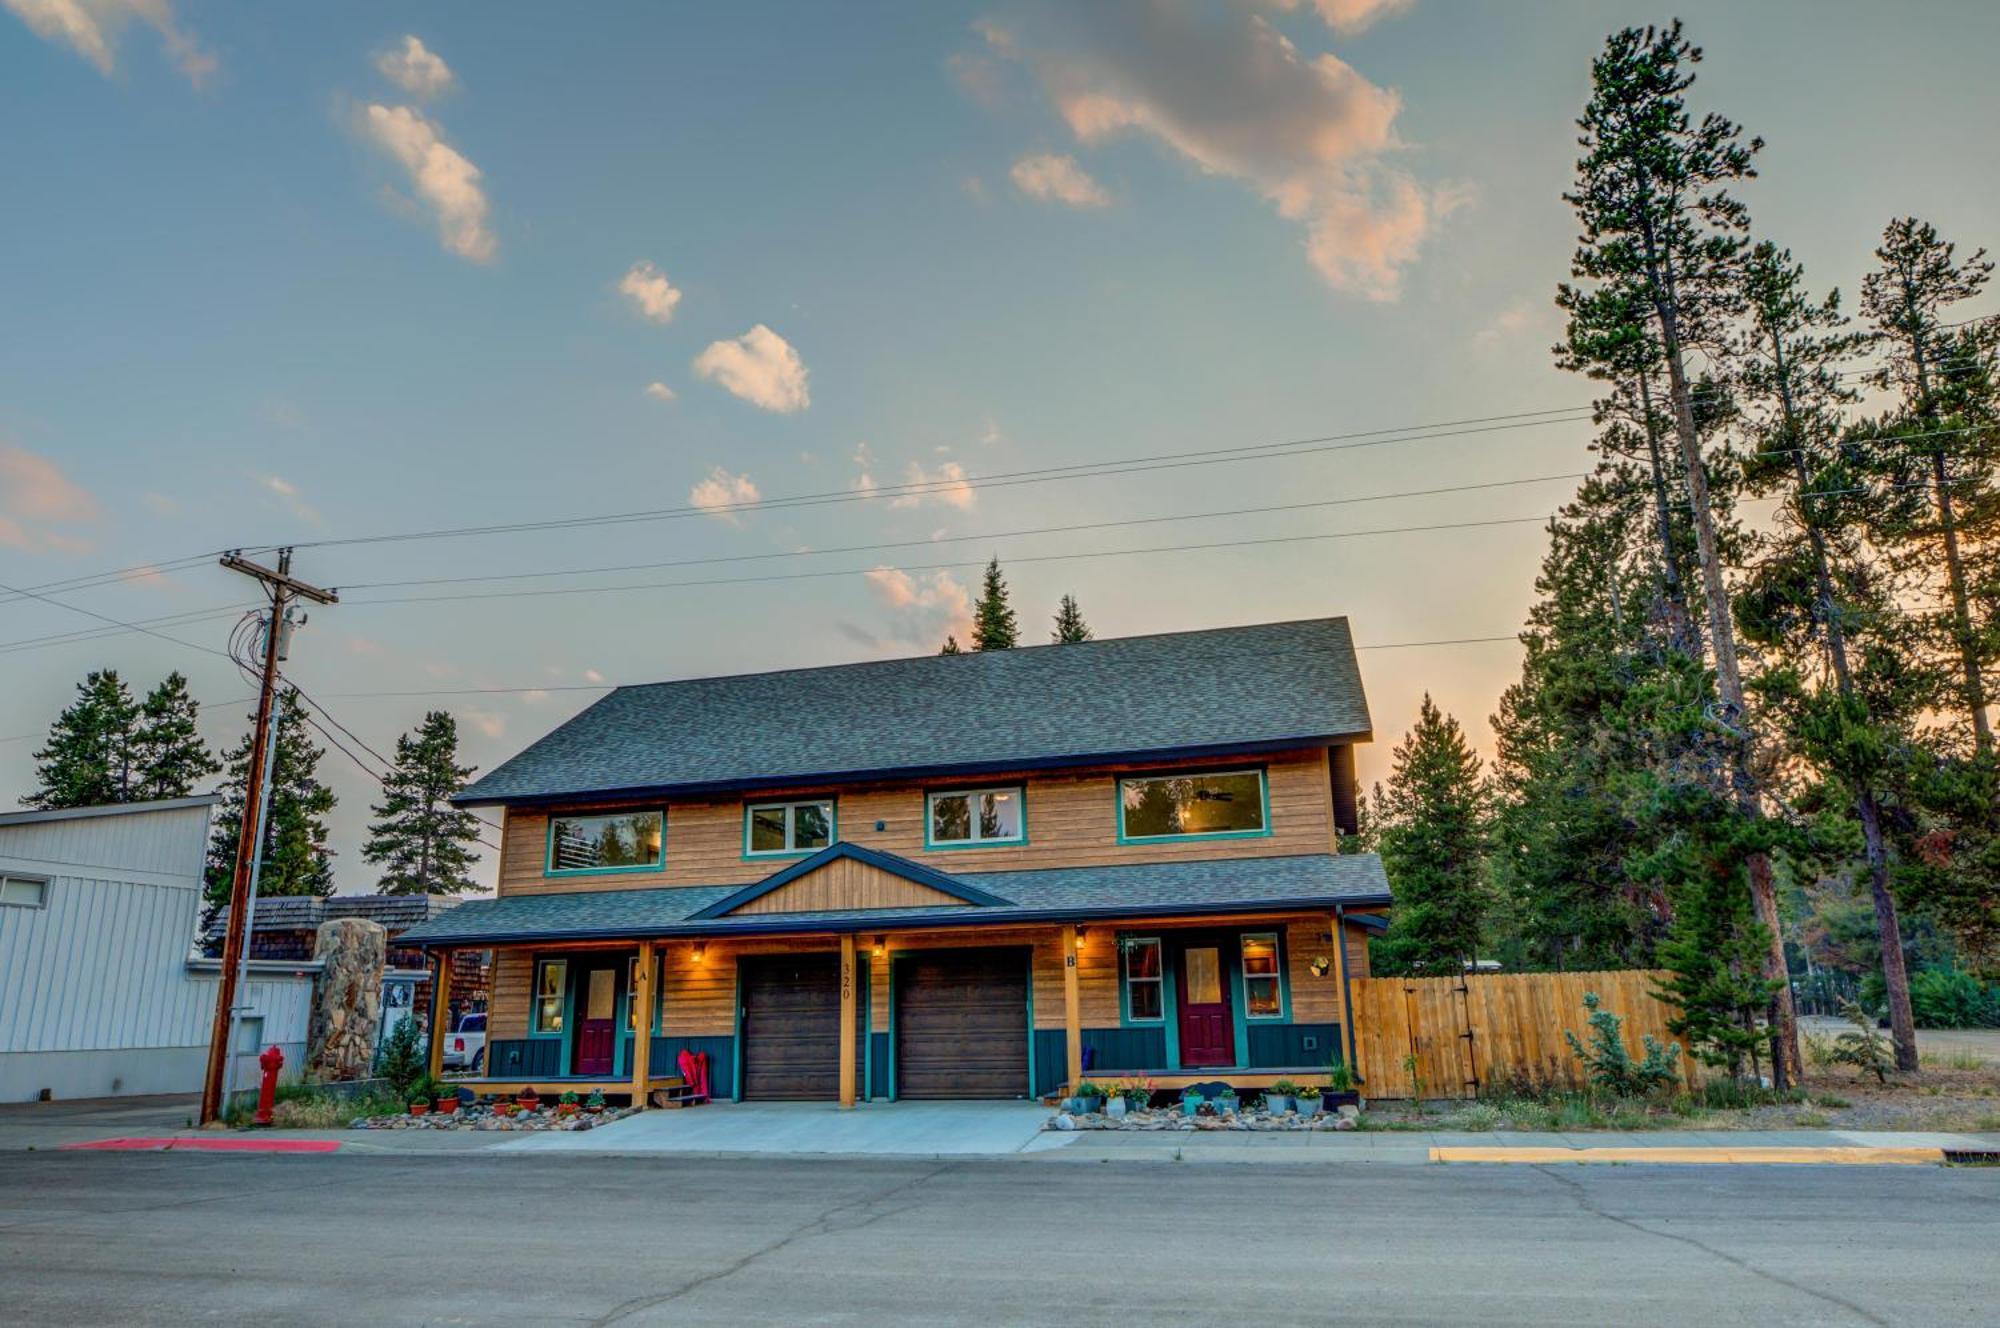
[426,949,452,1082]
[1331,909,1357,1076]
[630,940,655,1109]
[839,933,858,1109]
[1061,924,1082,1093]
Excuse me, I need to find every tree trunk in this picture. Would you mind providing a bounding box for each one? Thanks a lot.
[1637,372,1700,659]
[1858,793,1920,1072]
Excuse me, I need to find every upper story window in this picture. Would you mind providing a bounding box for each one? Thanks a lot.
[926,786,1025,848]
[546,810,664,875]
[0,874,48,908]
[745,799,834,857]
[1116,769,1269,842]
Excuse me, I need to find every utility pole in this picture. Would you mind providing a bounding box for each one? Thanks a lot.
[198,549,337,1126]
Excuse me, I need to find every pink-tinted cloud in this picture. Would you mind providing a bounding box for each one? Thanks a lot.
[0,441,100,553]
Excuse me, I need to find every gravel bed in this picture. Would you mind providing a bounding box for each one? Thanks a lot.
[352,1104,639,1132]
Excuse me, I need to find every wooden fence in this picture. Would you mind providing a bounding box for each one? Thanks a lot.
[1351,970,1691,1099]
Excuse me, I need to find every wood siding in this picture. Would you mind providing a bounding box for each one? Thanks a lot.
[728,858,963,915]
[494,749,1339,897]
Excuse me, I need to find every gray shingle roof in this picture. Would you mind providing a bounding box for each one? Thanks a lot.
[397,851,1391,947]
[457,617,1370,805]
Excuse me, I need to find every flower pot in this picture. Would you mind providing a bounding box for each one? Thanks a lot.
[435,1097,459,1115]
[407,1102,429,1117]
[558,1103,579,1118]
[1105,1097,1127,1119]
[1216,1097,1239,1115]
[1324,1090,1360,1110]
[584,1105,604,1115]
[1264,1094,1293,1115]
[1181,1097,1203,1118]
[1075,1096,1103,1115]
[1296,1097,1322,1117]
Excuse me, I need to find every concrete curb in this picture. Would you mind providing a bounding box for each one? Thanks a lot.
[1432,1145,1947,1166]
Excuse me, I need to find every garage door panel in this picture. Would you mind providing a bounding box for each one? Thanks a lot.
[896,949,1029,1100]
[741,955,840,1101]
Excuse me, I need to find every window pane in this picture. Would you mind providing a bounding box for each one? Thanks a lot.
[0,877,47,907]
[534,961,565,1033]
[552,812,661,870]
[1186,947,1222,1004]
[979,791,1022,841]
[1242,935,1279,977]
[931,794,971,843]
[793,802,831,849]
[536,961,564,999]
[749,807,788,853]
[1129,981,1162,1021]
[1126,939,1161,979]
[1246,976,1281,1017]
[536,997,564,1033]
[1120,772,1265,839]
[586,969,615,1021]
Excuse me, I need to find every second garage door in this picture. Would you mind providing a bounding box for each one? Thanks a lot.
[739,954,841,1100]
[895,948,1030,1099]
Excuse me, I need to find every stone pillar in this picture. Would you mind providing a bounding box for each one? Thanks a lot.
[305,917,388,1082]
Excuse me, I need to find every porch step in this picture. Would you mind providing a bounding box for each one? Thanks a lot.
[650,1083,707,1109]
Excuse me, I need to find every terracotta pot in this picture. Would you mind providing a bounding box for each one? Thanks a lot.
[558,1103,579,1118]
[408,1101,430,1117]
[436,1097,459,1115]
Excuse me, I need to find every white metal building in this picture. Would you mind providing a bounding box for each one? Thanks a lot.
[0,796,317,1102]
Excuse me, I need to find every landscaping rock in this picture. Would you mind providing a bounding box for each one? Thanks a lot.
[351,1104,637,1132]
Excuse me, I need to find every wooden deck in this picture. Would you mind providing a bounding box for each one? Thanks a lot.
[446,1075,687,1101]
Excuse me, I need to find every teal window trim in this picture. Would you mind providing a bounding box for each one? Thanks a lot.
[543,810,667,878]
[1113,766,1274,845]
[861,953,873,1102]
[741,797,838,860]
[887,956,901,1102]
[922,784,1029,850]
[1239,929,1290,1022]
[1023,951,1037,1098]
[730,963,744,1101]
[530,957,568,1037]
[1117,935,1167,1026]
[625,952,664,1037]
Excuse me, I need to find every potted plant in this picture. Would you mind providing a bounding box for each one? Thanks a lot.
[435,1090,460,1116]
[406,1095,430,1117]
[1180,1088,1204,1119]
[1071,1081,1106,1114]
[1266,1079,1299,1114]
[1324,1063,1360,1109]
[1105,1088,1127,1119]
[558,1090,580,1118]
[1296,1085,1323,1116]
[1215,1088,1239,1115]
[584,1089,607,1115]
[517,1086,541,1113]
[1123,1081,1154,1113]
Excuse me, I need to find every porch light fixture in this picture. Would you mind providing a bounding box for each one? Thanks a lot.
[872,935,886,958]
[692,941,706,963]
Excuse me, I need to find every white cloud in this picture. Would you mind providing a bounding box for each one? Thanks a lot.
[975,6,1454,300]
[262,473,321,525]
[0,441,99,553]
[5,0,216,88]
[375,34,454,99]
[1260,0,1415,36]
[863,565,973,648]
[890,460,976,511]
[360,103,496,263]
[463,708,507,739]
[1010,152,1111,208]
[693,324,810,413]
[619,260,683,324]
[583,668,606,684]
[688,466,761,522]
[643,381,678,402]
[1472,297,1545,352]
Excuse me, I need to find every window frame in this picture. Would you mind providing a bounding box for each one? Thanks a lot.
[542,809,666,878]
[923,784,1028,850]
[531,958,568,1036]
[0,874,49,909]
[1120,935,1166,1025]
[1114,766,1273,845]
[741,798,838,859]
[1238,930,1288,1022]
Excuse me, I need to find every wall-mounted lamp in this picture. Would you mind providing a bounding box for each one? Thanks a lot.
[872,935,887,959]
[1074,925,1089,942]
[692,941,707,963]
[1308,955,1332,978]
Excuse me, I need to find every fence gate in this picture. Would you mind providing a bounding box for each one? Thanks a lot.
[1351,970,1686,1099]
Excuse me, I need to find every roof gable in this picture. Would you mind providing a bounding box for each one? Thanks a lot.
[690,844,1012,919]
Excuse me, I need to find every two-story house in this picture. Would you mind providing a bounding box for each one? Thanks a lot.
[400,617,1391,1107]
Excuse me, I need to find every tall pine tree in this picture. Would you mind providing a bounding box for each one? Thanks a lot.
[362,711,484,895]
[1051,593,1093,644]
[131,671,219,801]
[23,670,138,809]
[204,688,336,914]
[1373,696,1490,977]
[969,558,1019,650]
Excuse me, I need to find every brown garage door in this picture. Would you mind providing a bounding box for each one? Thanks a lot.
[895,948,1029,1099]
[740,954,840,1100]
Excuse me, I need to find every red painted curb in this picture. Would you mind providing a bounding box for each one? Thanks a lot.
[59,1137,342,1153]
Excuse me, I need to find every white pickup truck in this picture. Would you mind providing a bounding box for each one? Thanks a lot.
[440,1012,486,1072]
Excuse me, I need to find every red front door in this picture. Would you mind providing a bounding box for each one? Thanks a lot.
[1177,943,1232,1067]
[573,965,618,1076]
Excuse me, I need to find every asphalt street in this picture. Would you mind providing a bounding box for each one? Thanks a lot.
[1,1152,1994,1325]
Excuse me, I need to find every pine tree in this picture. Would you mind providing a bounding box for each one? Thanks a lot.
[205,688,337,914]
[130,671,219,802]
[23,670,138,809]
[939,635,963,655]
[1373,696,1490,977]
[969,558,1019,650]
[363,711,484,895]
[1051,594,1093,644]
[1562,21,1800,1086]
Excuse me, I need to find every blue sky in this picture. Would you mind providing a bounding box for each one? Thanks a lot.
[4,1,1996,887]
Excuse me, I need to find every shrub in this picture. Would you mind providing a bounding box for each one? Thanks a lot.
[1829,1000,1895,1083]
[1562,992,1682,1097]
[376,1018,425,1099]
[1440,1102,1503,1131]
[1861,967,2000,1028]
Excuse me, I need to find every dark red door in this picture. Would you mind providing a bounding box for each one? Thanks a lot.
[573,965,619,1076]
[1178,942,1232,1067]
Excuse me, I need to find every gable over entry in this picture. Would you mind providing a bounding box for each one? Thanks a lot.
[690,843,1013,920]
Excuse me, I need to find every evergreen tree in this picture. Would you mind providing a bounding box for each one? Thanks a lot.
[1373,696,1490,977]
[1561,21,1800,1085]
[23,670,138,809]
[969,557,1019,650]
[1051,593,1093,644]
[130,671,219,801]
[938,635,963,655]
[362,711,484,895]
[205,688,336,914]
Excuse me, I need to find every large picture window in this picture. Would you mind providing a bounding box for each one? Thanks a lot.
[1117,769,1268,841]
[1122,937,1164,1022]
[745,799,834,856]
[546,811,664,874]
[533,959,567,1034]
[926,786,1025,847]
[1241,932,1284,1019]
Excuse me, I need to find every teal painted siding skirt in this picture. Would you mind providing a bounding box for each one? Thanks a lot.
[1033,1024,1346,1089]
[650,1036,736,1099]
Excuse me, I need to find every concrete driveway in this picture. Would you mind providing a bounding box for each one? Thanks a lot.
[499,1099,1060,1156]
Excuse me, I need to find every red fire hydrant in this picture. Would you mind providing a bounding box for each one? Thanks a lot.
[253,1045,284,1127]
